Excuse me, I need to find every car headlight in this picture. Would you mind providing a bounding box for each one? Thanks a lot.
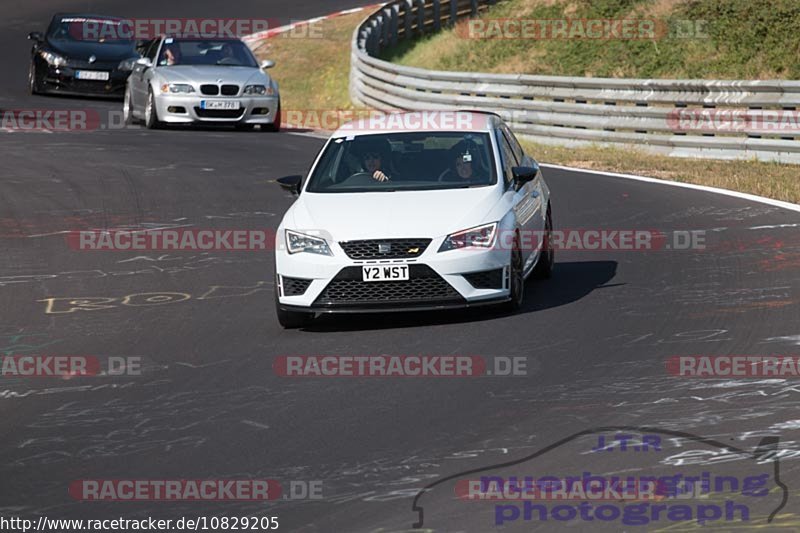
[438,222,498,252]
[286,230,332,256]
[244,84,273,95]
[160,83,195,94]
[118,58,137,71]
[39,50,67,67]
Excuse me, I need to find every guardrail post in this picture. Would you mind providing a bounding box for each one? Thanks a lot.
[389,5,399,48]
[470,0,479,16]
[433,0,441,32]
[380,10,391,53]
[450,0,458,25]
[417,0,426,35]
[403,0,413,40]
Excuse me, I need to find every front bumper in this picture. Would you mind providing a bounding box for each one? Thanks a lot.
[40,64,129,97]
[154,93,279,124]
[275,237,513,313]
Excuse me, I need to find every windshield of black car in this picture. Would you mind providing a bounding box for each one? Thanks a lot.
[48,18,134,45]
[156,39,258,67]
[305,132,497,193]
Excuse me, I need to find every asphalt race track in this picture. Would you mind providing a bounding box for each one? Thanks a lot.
[1,1,800,532]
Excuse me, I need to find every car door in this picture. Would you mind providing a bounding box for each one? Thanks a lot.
[502,124,547,258]
[130,39,160,111]
[496,126,542,270]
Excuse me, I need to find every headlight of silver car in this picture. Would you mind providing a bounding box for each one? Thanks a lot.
[438,222,498,252]
[39,50,67,67]
[244,84,273,95]
[286,230,332,256]
[160,83,195,94]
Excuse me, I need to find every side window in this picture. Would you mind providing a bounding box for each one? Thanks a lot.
[135,39,152,58]
[501,124,525,164]
[496,129,517,187]
[145,39,161,61]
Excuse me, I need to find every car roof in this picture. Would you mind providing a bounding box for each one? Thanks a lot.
[332,111,499,137]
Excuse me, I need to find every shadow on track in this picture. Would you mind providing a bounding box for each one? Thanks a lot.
[303,260,619,332]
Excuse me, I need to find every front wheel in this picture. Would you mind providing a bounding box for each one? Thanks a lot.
[123,86,135,125]
[28,61,41,95]
[144,88,161,129]
[503,240,525,312]
[533,206,555,279]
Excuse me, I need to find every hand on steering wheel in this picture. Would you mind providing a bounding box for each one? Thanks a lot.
[372,170,390,182]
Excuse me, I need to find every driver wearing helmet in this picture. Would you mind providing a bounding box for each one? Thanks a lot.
[438,140,488,182]
[357,137,393,182]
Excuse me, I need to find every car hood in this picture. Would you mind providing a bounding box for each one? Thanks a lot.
[156,66,268,85]
[287,187,501,241]
[47,38,136,61]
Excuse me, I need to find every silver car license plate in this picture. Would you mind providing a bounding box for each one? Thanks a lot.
[201,100,240,110]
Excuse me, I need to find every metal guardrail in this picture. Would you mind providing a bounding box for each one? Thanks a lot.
[350,0,800,163]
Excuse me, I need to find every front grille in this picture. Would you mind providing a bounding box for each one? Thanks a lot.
[463,268,504,289]
[314,265,463,308]
[221,84,239,96]
[282,276,312,296]
[200,84,219,95]
[339,238,432,260]
[193,107,245,119]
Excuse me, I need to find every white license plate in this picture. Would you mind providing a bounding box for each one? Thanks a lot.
[75,70,109,81]
[362,265,409,282]
[201,100,240,110]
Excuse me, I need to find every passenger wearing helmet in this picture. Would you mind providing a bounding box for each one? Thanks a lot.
[438,140,488,182]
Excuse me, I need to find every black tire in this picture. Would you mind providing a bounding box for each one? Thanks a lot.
[144,88,161,129]
[533,205,555,279]
[28,61,41,95]
[274,278,314,329]
[123,86,135,125]
[261,104,281,132]
[503,238,525,312]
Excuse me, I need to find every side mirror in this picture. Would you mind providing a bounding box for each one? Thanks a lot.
[28,31,43,42]
[260,59,276,70]
[277,175,302,195]
[512,164,539,187]
[136,57,153,68]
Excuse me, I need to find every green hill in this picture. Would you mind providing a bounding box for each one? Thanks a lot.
[386,0,800,79]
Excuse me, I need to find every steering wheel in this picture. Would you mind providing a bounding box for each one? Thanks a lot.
[340,172,384,186]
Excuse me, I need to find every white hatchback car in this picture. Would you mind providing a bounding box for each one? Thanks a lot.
[273,111,553,328]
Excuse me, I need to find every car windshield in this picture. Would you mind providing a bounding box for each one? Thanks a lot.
[48,17,133,45]
[157,39,258,67]
[305,132,497,193]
